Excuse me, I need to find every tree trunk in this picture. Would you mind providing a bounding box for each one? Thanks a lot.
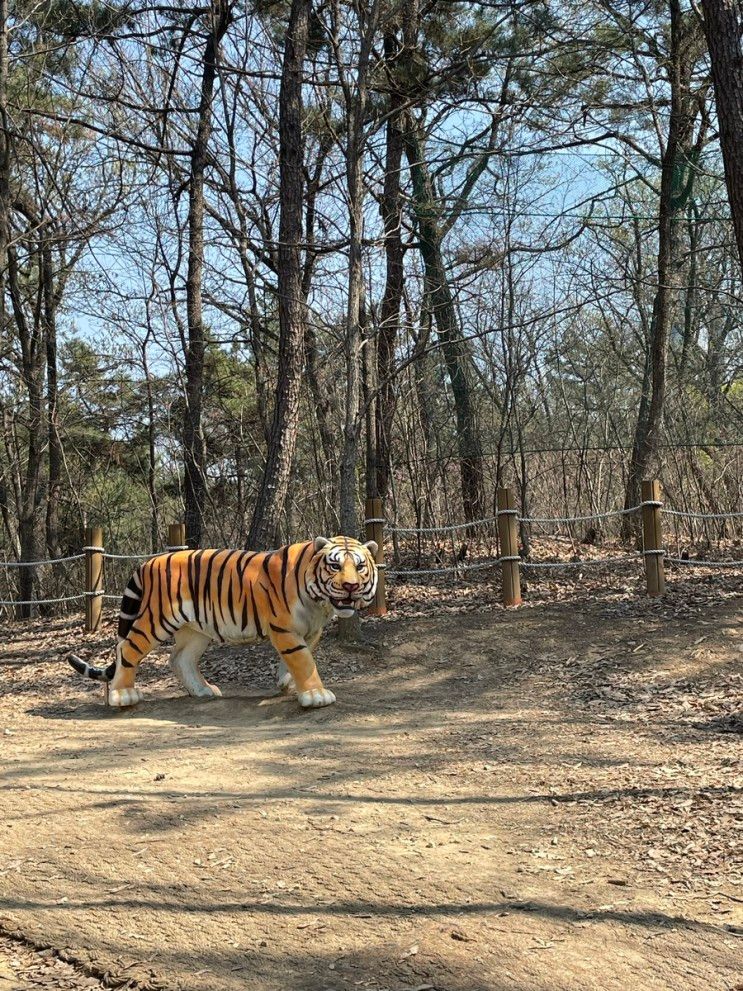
[701,0,743,272]
[142,341,160,552]
[302,138,337,521]
[8,244,45,615]
[42,241,62,558]
[247,0,310,550]
[336,4,379,643]
[304,319,338,523]
[183,0,230,548]
[375,31,405,501]
[0,0,9,301]
[403,121,485,523]
[338,138,365,543]
[623,0,698,531]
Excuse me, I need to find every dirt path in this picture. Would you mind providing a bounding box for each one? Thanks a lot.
[1,592,741,991]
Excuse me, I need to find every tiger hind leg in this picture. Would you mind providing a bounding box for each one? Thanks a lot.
[170,628,221,699]
[108,630,156,707]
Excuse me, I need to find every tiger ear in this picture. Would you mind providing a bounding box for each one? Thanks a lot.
[314,536,331,553]
[363,540,378,558]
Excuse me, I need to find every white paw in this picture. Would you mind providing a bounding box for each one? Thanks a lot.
[277,671,297,693]
[108,686,143,708]
[298,688,336,709]
[190,682,222,699]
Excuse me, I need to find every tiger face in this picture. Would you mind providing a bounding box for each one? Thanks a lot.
[312,536,379,617]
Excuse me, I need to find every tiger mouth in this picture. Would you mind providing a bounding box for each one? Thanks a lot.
[331,595,367,609]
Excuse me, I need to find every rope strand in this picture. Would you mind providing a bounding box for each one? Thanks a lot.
[1,553,85,568]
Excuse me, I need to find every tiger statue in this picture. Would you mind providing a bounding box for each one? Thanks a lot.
[68,536,378,709]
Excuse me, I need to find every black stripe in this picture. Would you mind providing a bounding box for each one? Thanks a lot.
[157,557,168,636]
[117,617,133,640]
[262,582,278,617]
[125,635,145,656]
[237,551,256,584]
[118,569,142,640]
[121,658,134,668]
[293,541,311,592]
[201,551,218,628]
[160,612,178,636]
[281,644,306,655]
[279,545,291,610]
[190,550,205,624]
[216,551,238,628]
[164,553,174,627]
[175,564,188,623]
[241,596,249,631]
[262,552,281,603]
[270,623,290,634]
[250,584,264,638]
[226,560,237,626]
[154,560,169,641]
[145,600,167,644]
[139,558,157,614]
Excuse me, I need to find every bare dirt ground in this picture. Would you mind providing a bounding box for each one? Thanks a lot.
[1,573,741,991]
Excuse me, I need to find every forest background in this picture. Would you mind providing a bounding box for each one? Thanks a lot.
[1,0,742,610]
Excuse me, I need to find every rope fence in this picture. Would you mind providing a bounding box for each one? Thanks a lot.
[363,481,742,610]
[378,499,687,533]
[0,486,740,622]
[0,523,189,629]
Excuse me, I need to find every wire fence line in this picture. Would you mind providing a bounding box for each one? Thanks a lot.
[367,500,743,579]
[0,544,171,611]
[374,500,742,535]
[0,497,740,610]
[0,593,87,606]
[386,551,742,580]
[0,549,181,570]
[0,552,85,568]
[663,508,743,521]
[1,500,740,573]
[3,553,736,603]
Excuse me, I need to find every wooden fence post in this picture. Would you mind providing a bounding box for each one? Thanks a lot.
[84,526,103,632]
[497,487,522,607]
[167,522,187,551]
[365,496,387,616]
[642,479,665,596]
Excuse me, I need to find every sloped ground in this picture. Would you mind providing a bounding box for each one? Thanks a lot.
[0,581,741,991]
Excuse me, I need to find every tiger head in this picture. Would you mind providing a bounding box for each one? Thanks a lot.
[311,536,379,617]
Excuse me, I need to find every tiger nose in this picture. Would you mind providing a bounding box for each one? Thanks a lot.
[342,581,360,592]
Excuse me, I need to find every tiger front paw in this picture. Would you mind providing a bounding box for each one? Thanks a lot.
[107,686,144,708]
[298,688,336,709]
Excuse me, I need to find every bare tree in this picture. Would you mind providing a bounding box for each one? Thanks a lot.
[183,0,232,547]
[247,0,311,549]
[624,0,708,523]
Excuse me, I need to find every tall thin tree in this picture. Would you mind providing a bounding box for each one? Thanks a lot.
[247,0,311,549]
[184,0,231,547]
